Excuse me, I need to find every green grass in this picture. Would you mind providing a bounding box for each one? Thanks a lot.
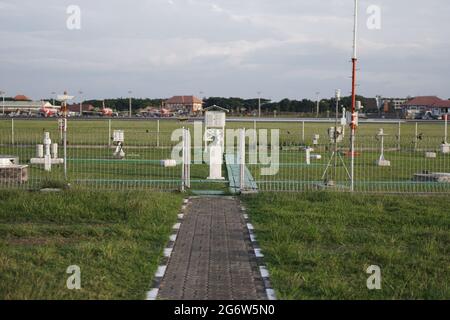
[0,190,183,300]
[243,192,450,300]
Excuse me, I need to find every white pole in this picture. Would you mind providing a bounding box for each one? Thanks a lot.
[79,91,83,117]
[415,122,418,151]
[302,121,305,142]
[398,121,401,151]
[128,90,133,118]
[352,0,358,60]
[63,118,67,180]
[350,0,358,192]
[445,115,448,144]
[108,119,112,146]
[11,118,14,144]
[157,119,160,147]
[316,92,320,117]
[181,127,187,192]
[257,92,261,118]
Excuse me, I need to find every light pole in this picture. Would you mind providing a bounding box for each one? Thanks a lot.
[257,91,261,118]
[128,90,133,117]
[78,90,83,117]
[51,91,56,106]
[315,91,320,117]
[0,91,5,115]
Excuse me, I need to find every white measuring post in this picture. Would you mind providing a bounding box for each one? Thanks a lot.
[239,128,246,192]
[204,105,227,180]
[305,147,311,165]
[375,129,391,167]
[441,115,450,154]
[181,127,191,190]
[30,132,64,172]
[11,118,14,144]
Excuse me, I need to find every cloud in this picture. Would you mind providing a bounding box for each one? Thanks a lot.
[0,0,449,100]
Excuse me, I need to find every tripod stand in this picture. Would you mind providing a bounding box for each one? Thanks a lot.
[321,90,351,185]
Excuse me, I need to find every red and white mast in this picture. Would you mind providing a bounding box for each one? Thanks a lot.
[350,0,358,191]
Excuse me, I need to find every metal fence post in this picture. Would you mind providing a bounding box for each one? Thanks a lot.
[239,128,245,192]
[181,127,185,192]
[11,118,14,144]
[157,119,160,148]
[302,121,305,143]
[108,119,112,146]
[63,118,67,180]
[414,122,418,151]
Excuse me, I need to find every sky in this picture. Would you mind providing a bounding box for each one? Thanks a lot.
[0,0,449,102]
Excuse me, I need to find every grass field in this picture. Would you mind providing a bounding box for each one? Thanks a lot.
[0,190,183,299]
[244,192,450,300]
[0,118,449,193]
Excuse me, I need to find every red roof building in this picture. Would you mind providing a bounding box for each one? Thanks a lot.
[165,96,203,114]
[403,96,450,119]
[14,94,31,101]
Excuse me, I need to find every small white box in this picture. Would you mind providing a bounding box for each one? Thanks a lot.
[376,159,391,167]
[160,160,177,167]
[205,111,226,127]
[113,130,124,142]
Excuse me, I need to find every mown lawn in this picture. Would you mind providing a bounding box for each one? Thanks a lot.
[244,192,450,300]
[0,190,183,300]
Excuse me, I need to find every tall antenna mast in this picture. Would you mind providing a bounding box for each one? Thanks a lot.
[350,0,358,192]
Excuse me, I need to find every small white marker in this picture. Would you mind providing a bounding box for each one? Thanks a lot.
[254,248,264,258]
[247,223,254,231]
[259,266,270,278]
[146,288,159,300]
[243,214,249,220]
[155,265,167,278]
[183,199,189,204]
[173,223,181,230]
[178,214,184,219]
[266,288,276,300]
[181,205,187,210]
[169,234,177,242]
[164,248,173,257]
[250,233,257,242]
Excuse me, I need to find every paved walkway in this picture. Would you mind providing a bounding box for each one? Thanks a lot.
[158,196,267,300]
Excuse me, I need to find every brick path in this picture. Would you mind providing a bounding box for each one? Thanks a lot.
[158,196,267,300]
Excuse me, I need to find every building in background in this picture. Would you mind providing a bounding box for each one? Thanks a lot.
[165,96,203,115]
[66,103,95,114]
[0,94,56,115]
[402,96,450,119]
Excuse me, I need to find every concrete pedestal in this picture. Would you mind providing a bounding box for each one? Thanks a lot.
[0,165,28,184]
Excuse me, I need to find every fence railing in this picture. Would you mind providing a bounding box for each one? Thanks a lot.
[1,119,449,193]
